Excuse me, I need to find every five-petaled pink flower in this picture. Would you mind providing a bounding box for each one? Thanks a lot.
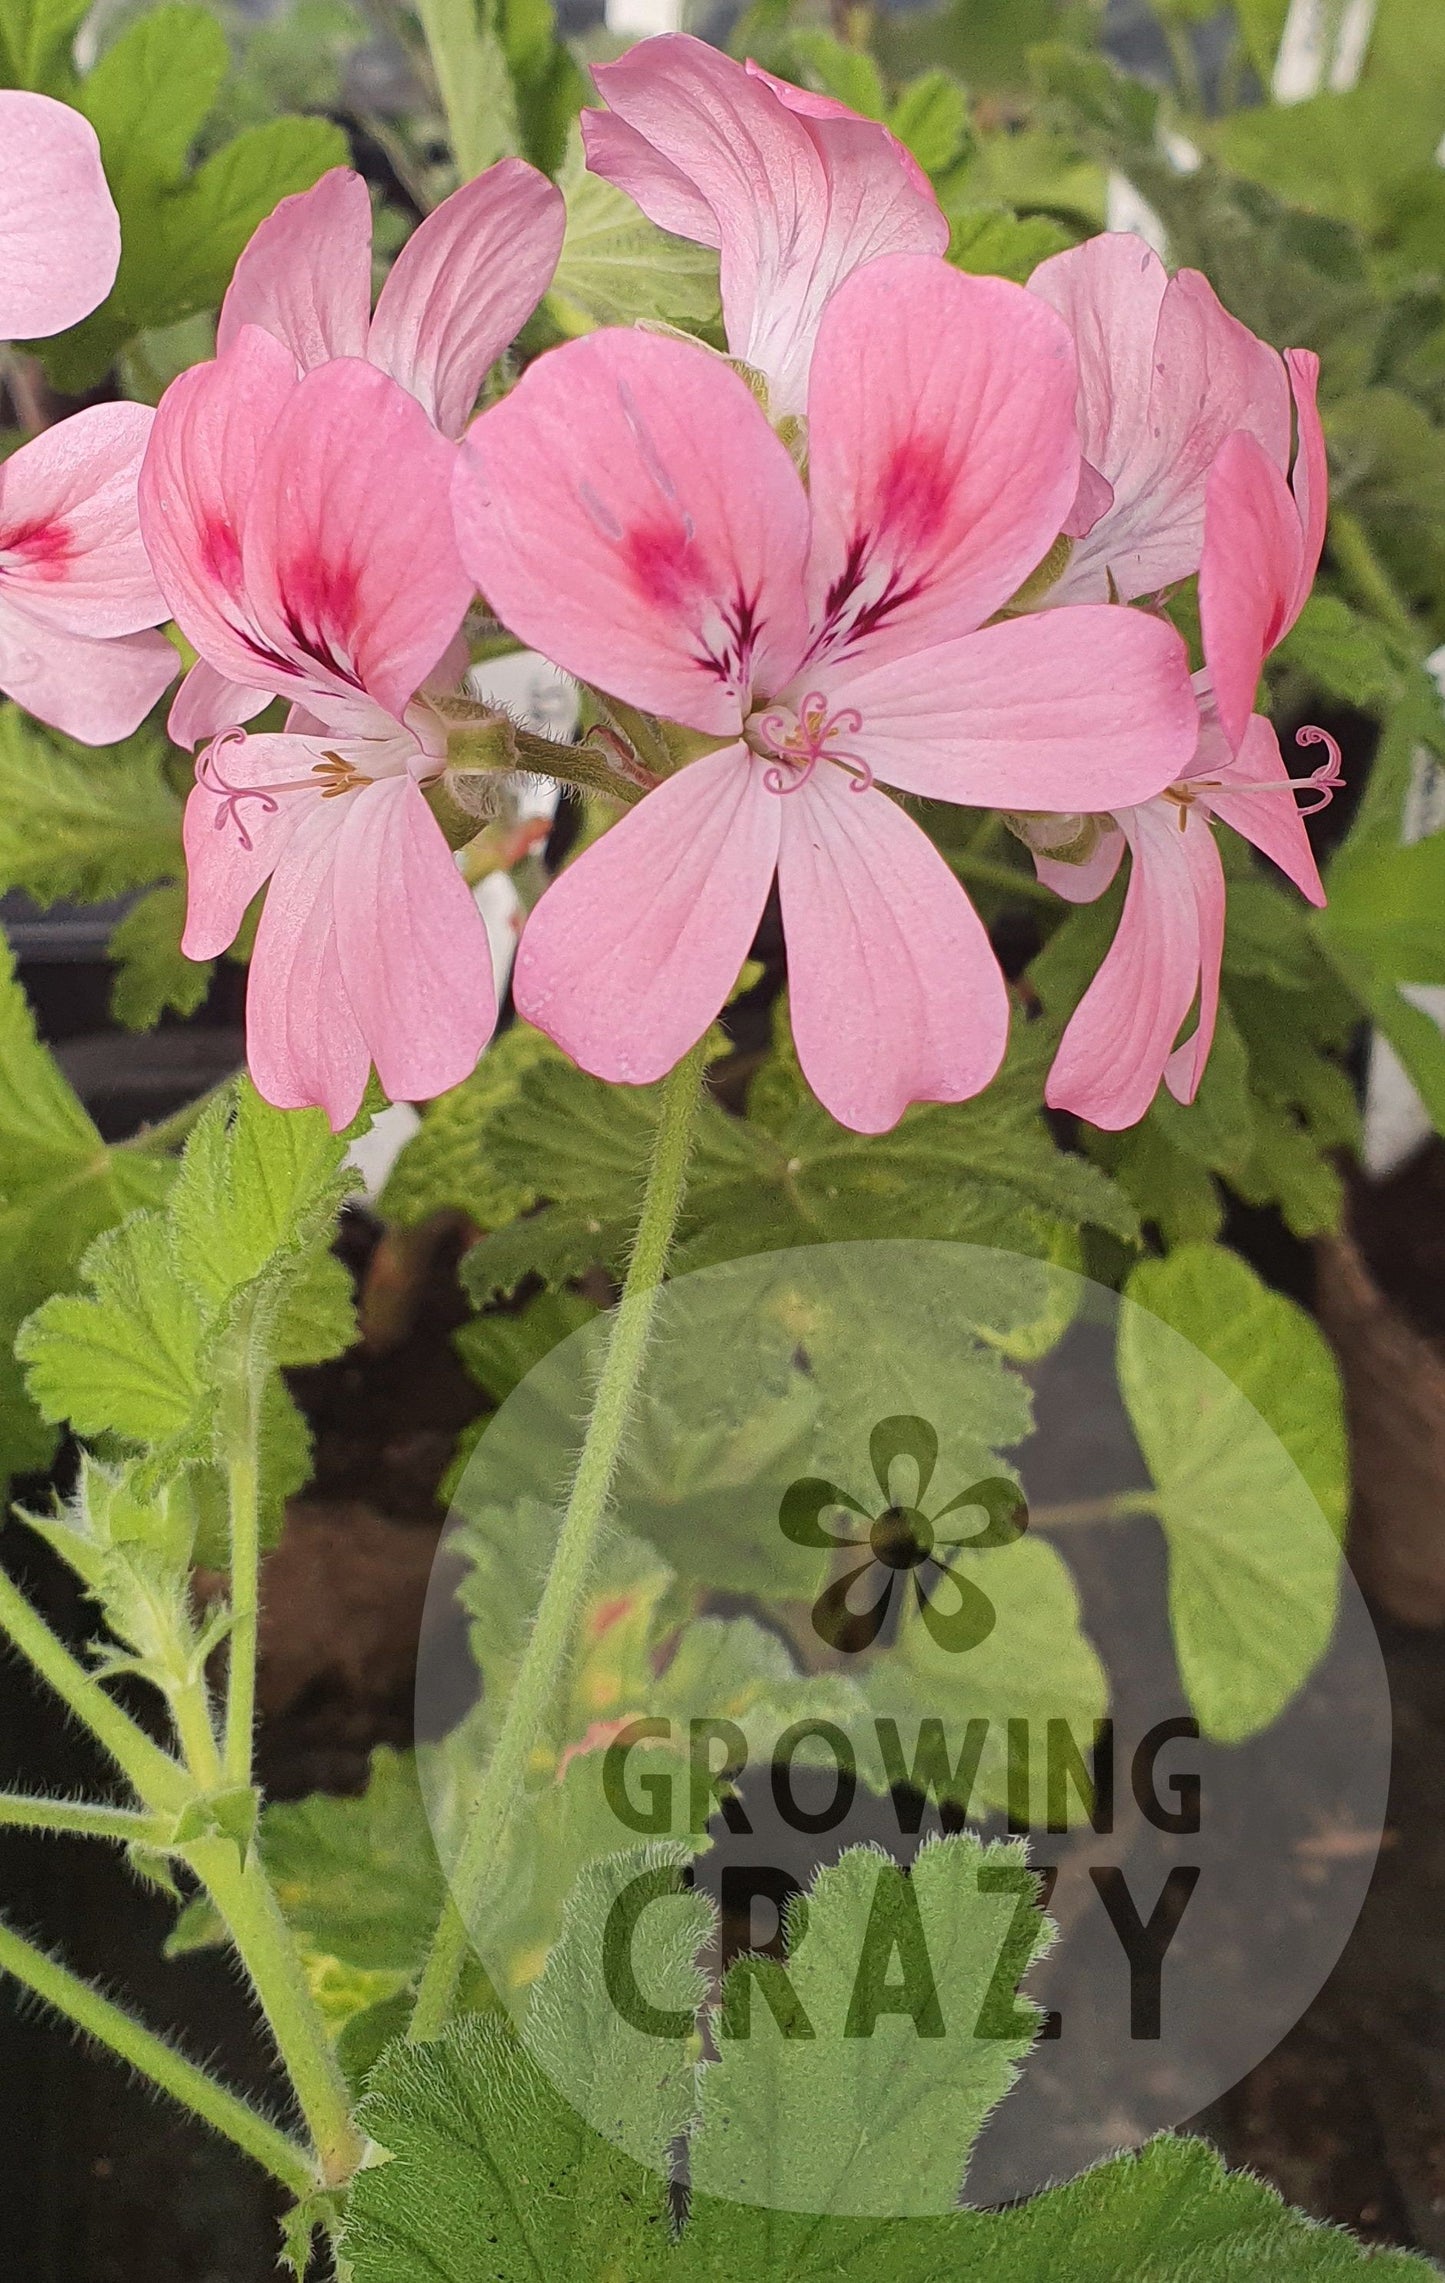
[1029,232,1291,601]
[453,253,1198,1134]
[580,34,948,419]
[1040,351,1333,1130]
[0,90,120,341]
[169,157,565,752]
[139,327,494,1129]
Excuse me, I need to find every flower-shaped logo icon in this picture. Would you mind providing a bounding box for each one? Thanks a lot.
[781,1414,1028,1655]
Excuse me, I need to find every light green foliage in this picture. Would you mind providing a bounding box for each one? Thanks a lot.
[32,5,346,391]
[109,884,212,1031]
[546,123,722,339]
[379,1021,561,1231]
[0,933,175,1487]
[18,1078,357,1541]
[0,0,88,91]
[459,1016,1136,1308]
[1122,1245,1346,1741]
[948,205,1074,282]
[0,710,184,909]
[415,0,520,178]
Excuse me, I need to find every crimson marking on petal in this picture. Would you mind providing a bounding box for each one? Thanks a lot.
[624,519,699,611]
[277,552,365,689]
[688,583,763,695]
[875,433,954,556]
[0,518,73,579]
[810,527,927,664]
[200,515,244,594]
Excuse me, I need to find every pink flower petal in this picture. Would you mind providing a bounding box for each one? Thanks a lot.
[181,731,325,958]
[245,797,371,1129]
[777,765,1008,1132]
[742,58,936,201]
[0,91,119,340]
[1033,235,1290,604]
[580,108,720,246]
[332,774,496,1103]
[514,744,780,1083]
[139,324,301,689]
[1203,706,1326,906]
[827,605,1194,810]
[1163,812,1227,1107]
[454,327,810,735]
[0,402,166,636]
[0,604,175,742]
[1045,801,1210,1131]
[217,168,372,372]
[1199,429,1303,755]
[1034,825,1126,904]
[368,159,564,440]
[804,256,1080,668]
[585,35,945,417]
[1063,459,1114,541]
[1286,348,1327,619]
[243,358,473,724]
[169,657,272,749]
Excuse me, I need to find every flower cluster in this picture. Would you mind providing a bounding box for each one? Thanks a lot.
[14,33,1338,1136]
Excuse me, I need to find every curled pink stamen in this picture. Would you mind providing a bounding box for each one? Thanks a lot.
[756,695,874,798]
[196,728,340,852]
[1294,724,1344,814]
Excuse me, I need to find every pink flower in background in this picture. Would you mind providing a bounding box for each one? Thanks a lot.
[0,91,119,339]
[1029,232,1291,603]
[0,404,177,741]
[580,34,948,418]
[454,254,1197,1134]
[1040,353,1334,1129]
[140,328,493,1129]
[167,157,565,751]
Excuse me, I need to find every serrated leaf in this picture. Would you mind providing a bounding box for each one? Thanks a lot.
[947,204,1073,282]
[109,883,211,1031]
[379,1021,559,1231]
[890,70,969,176]
[547,122,721,338]
[1273,593,1403,711]
[786,29,887,118]
[0,710,184,907]
[1121,1245,1345,1742]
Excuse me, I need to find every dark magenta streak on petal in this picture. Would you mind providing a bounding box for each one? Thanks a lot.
[278,552,364,688]
[201,516,244,593]
[876,433,953,555]
[0,519,73,577]
[689,583,762,692]
[624,520,698,610]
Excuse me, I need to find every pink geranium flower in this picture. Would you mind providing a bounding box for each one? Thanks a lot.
[453,253,1197,1134]
[0,90,119,339]
[169,158,565,752]
[1029,232,1291,602]
[580,34,948,418]
[1040,352,1334,1130]
[139,327,494,1128]
[0,404,177,741]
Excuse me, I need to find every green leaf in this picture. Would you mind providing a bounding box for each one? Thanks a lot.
[109,883,211,1031]
[691,1835,1048,2215]
[0,931,175,1487]
[890,70,970,177]
[34,6,346,391]
[0,0,89,92]
[1316,828,1445,984]
[379,1021,560,1230]
[1272,593,1404,711]
[454,1286,598,1405]
[415,0,520,179]
[1121,1245,1345,1741]
[786,29,888,118]
[947,204,1073,282]
[0,711,184,907]
[546,122,722,338]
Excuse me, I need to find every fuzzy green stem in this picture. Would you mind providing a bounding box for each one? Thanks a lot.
[221,1433,261,1788]
[171,1674,224,1793]
[190,1839,363,2186]
[409,1037,710,2042]
[0,1918,314,2197]
[1030,1490,1159,1528]
[0,1563,189,1814]
[1329,509,1419,645]
[0,1791,170,1844]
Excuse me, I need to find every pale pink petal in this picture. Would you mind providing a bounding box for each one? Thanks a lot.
[1045,801,1207,1131]
[245,797,370,1129]
[514,744,780,1083]
[0,601,175,741]
[1199,429,1303,755]
[1286,349,1326,619]
[0,403,165,635]
[0,91,119,340]
[368,159,564,440]
[454,327,810,735]
[742,58,935,201]
[181,731,325,957]
[804,257,1079,667]
[217,168,372,371]
[777,766,1008,1133]
[243,358,473,723]
[1034,825,1126,904]
[139,325,300,688]
[1063,459,1114,541]
[1203,707,1325,905]
[580,108,720,246]
[585,36,945,417]
[827,606,1194,810]
[169,657,272,748]
[1164,812,1227,1106]
[332,774,495,1102]
[1033,238,1290,604]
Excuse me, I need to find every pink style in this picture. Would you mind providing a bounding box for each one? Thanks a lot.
[140,329,494,1130]
[1040,350,1333,1131]
[0,93,177,741]
[169,157,565,752]
[454,253,1198,1136]
[580,34,948,419]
